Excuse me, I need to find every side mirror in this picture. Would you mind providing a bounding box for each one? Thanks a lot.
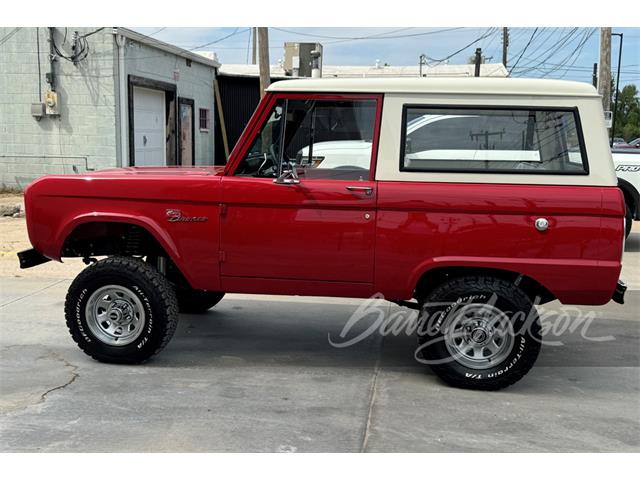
[273,168,300,185]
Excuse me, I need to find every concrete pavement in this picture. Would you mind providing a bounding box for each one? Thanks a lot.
[1,270,638,452]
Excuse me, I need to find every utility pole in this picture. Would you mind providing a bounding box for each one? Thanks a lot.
[251,27,257,65]
[258,27,270,98]
[611,32,624,145]
[502,27,509,68]
[474,48,482,77]
[592,63,598,88]
[598,27,612,113]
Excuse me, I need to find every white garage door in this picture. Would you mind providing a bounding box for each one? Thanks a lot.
[133,87,166,166]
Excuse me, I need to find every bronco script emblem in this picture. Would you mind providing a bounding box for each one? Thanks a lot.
[165,209,208,223]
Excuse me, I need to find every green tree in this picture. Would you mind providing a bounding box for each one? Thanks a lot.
[612,84,640,141]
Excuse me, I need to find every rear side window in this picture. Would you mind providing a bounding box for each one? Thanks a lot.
[400,106,588,174]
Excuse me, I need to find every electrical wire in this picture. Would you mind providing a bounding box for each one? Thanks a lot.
[50,28,96,65]
[272,27,464,43]
[424,28,497,64]
[191,28,249,50]
[508,27,540,75]
[145,27,167,37]
[0,27,21,47]
[512,28,581,76]
[81,27,105,38]
[541,29,596,79]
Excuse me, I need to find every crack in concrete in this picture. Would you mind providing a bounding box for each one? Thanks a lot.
[39,351,80,403]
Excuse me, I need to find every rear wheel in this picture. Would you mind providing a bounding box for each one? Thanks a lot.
[176,289,225,314]
[625,204,633,239]
[65,256,179,364]
[416,276,541,390]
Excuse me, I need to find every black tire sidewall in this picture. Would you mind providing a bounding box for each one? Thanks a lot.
[66,260,175,363]
[417,278,541,389]
[177,289,224,314]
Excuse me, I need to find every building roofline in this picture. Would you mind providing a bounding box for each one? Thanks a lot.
[114,27,221,69]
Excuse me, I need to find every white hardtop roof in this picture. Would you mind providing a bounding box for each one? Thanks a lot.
[267,77,599,97]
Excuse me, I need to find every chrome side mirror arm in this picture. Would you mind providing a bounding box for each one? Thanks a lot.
[273,166,300,185]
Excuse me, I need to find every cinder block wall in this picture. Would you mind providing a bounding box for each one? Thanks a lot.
[0,27,118,190]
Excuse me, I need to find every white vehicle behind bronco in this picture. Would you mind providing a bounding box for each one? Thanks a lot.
[613,149,640,237]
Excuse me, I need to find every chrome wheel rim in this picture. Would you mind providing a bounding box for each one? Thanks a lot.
[85,285,146,346]
[443,303,515,370]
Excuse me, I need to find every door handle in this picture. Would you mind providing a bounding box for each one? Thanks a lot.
[346,186,374,196]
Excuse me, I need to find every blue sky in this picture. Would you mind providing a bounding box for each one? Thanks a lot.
[133,27,640,86]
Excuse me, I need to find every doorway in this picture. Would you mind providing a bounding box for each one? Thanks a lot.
[178,98,195,166]
[128,75,177,166]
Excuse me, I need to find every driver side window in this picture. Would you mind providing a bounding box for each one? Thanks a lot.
[234,97,377,180]
[234,101,285,177]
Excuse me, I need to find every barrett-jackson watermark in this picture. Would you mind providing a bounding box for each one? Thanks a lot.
[327,293,614,364]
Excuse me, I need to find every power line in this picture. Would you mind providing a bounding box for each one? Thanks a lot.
[543,29,597,79]
[145,27,167,37]
[515,27,557,60]
[424,28,497,64]
[513,28,581,76]
[271,27,464,42]
[191,28,249,50]
[0,27,21,47]
[508,27,540,75]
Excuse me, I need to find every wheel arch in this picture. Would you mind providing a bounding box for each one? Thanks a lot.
[618,178,640,220]
[58,214,193,287]
[413,265,556,304]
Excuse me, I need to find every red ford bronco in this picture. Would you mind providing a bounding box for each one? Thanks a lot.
[20,77,627,390]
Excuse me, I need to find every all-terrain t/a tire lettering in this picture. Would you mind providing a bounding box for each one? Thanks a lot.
[65,256,179,364]
[417,276,542,390]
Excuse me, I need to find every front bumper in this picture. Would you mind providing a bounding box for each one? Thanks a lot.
[17,249,51,269]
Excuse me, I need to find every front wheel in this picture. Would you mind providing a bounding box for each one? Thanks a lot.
[65,256,179,364]
[416,276,542,390]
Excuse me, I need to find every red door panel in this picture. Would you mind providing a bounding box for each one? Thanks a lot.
[220,176,376,283]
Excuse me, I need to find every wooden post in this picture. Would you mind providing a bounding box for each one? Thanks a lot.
[251,27,257,65]
[598,27,612,113]
[502,27,509,68]
[258,27,270,98]
[213,78,230,162]
[474,48,482,77]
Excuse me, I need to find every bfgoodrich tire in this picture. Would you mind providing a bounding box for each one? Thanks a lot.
[417,276,542,390]
[176,289,225,314]
[65,256,179,364]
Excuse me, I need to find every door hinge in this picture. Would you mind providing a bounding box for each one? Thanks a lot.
[218,250,226,263]
[219,203,227,217]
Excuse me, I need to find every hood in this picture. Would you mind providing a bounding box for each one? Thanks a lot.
[80,166,226,178]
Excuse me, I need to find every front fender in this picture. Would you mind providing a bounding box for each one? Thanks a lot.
[55,212,180,263]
